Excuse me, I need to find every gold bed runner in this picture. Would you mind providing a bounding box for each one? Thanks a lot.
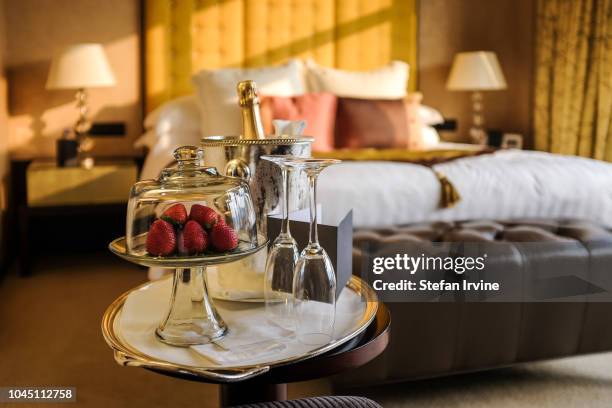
[313,148,490,165]
[313,148,493,208]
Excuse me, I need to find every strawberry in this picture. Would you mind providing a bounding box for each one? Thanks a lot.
[146,219,176,256]
[182,220,208,254]
[176,230,187,255]
[161,203,187,226]
[210,223,238,252]
[189,204,222,229]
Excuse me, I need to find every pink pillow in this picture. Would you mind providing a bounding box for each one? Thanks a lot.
[260,93,337,152]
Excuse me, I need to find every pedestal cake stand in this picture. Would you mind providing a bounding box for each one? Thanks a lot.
[109,234,267,346]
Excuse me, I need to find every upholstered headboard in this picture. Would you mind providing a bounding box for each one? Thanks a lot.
[144,0,417,112]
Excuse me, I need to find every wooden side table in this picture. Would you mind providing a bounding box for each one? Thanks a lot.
[133,304,390,407]
[10,159,138,276]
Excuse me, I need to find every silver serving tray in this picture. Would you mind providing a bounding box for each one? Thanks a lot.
[101,276,378,382]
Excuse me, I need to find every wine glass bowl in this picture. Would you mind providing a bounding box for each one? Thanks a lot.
[281,157,341,345]
[260,155,300,330]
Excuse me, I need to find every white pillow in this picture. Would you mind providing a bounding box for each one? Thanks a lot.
[138,129,203,180]
[144,95,201,134]
[134,129,158,150]
[419,105,444,126]
[421,125,441,148]
[192,59,306,136]
[305,59,409,99]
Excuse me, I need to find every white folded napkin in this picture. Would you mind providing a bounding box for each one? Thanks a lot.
[190,307,294,365]
[193,339,286,365]
[273,119,306,138]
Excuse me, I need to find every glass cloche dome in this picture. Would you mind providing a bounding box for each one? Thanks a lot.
[110,145,264,346]
[125,145,258,262]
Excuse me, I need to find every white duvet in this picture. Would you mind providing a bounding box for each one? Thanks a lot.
[317,150,612,228]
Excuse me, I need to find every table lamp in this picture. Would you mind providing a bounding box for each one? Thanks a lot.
[446,51,507,145]
[46,43,116,167]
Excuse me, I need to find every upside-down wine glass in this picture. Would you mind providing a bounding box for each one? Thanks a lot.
[260,155,299,331]
[283,157,341,345]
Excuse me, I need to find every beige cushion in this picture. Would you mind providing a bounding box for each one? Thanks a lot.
[192,59,306,137]
[305,59,409,99]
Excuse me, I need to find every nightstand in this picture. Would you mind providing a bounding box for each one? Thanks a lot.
[10,158,139,276]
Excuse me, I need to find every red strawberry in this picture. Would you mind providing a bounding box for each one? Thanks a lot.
[146,219,176,256]
[210,223,238,252]
[176,230,187,255]
[161,203,187,226]
[182,220,208,254]
[189,204,222,229]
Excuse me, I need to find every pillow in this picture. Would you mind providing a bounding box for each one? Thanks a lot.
[133,129,158,150]
[144,95,201,134]
[335,97,418,149]
[137,129,203,180]
[259,93,338,152]
[192,59,306,136]
[305,59,409,99]
[421,126,441,148]
[404,93,425,150]
[419,105,444,126]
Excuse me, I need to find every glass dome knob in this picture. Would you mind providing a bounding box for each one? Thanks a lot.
[174,145,204,166]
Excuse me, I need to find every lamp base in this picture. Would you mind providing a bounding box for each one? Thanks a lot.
[469,126,488,145]
[469,91,488,145]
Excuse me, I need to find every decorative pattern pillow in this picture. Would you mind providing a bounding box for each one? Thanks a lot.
[260,93,338,152]
[192,59,306,136]
[305,59,409,99]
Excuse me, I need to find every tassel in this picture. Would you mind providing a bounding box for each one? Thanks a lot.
[434,171,461,208]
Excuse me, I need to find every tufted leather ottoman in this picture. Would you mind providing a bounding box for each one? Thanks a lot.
[338,219,612,386]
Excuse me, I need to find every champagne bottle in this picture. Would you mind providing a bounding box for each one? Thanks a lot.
[237,80,266,140]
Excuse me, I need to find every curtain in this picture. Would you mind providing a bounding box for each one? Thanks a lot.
[534,0,611,160]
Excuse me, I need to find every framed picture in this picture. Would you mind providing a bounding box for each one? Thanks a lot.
[501,133,523,149]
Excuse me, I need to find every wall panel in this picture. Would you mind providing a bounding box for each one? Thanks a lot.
[145,0,417,112]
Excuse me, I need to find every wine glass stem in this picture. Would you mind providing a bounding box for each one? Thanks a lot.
[280,167,291,237]
[307,172,319,247]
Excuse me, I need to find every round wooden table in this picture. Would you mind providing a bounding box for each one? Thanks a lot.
[146,303,390,407]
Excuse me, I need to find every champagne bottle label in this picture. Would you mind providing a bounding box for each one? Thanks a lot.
[237,80,266,140]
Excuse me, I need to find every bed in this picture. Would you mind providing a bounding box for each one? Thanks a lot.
[317,150,612,228]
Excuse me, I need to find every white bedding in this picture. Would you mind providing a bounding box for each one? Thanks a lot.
[317,150,612,227]
[136,122,612,228]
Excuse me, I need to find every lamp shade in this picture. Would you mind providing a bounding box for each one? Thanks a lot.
[446,51,507,91]
[46,43,116,90]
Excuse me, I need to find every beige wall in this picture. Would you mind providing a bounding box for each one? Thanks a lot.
[5,0,141,158]
[418,0,535,146]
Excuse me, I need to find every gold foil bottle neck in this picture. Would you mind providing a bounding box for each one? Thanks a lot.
[237,80,260,107]
[237,80,265,140]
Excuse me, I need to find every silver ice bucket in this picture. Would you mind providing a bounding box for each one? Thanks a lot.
[201,135,313,233]
[200,135,313,301]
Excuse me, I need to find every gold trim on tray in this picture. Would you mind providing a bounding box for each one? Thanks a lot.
[101,275,378,382]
